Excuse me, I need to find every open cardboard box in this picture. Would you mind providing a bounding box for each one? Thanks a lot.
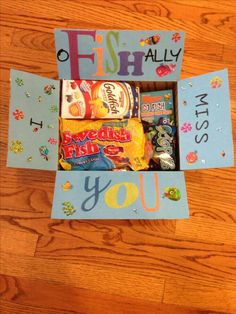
[7,30,234,219]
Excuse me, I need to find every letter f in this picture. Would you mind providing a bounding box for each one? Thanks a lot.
[61,30,96,78]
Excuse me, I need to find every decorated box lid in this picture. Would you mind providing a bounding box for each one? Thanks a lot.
[7,70,60,170]
[51,171,188,219]
[54,29,185,81]
[177,69,234,170]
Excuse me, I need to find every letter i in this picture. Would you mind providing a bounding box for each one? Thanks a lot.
[92,34,107,77]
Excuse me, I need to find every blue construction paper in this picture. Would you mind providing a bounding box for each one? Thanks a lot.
[54,29,185,81]
[7,70,60,170]
[51,171,189,219]
[178,69,234,170]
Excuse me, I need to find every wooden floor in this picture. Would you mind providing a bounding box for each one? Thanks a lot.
[1,1,236,313]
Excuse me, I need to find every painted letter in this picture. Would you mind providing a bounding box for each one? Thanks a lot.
[139,174,160,212]
[61,30,96,79]
[195,120,209,131]
[195,93,208,106]
[106,31,119,73]
[195,133,208,144]
[81,176,111,211]
[170,48,182,62]
[93,47,107,76]
[104,182,139,208]
[118,51,145,76]
[30,118,43,128]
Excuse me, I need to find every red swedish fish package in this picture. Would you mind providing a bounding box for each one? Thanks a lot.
[59,119,148,171]
[61,80,140,119]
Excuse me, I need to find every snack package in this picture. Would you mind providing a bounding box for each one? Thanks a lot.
[61,80,140,119]
[140,90,177,170]
[59,119,148,171]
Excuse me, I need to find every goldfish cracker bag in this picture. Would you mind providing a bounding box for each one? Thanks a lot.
[61,80,140,119]
[59,119,148,171]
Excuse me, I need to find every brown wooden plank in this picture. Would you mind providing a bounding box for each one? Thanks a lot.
[34,233,236,289]
[0,253,165,301]
[176,217,236,245]
[0,227,38,256]
[164,278,236,313]
[0,275,221,314]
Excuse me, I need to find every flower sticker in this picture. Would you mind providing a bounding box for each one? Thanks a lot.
[62,201,76,216]
[15,78,24,86]
[210,76,222,88]
[37,96,43,102]
[44,84,55,95]
[13,109,24,120]
[186,151,198,164]
[172,33,181,42]
[181,122,192,133]
[50,105,58,113]
[48,137,57,145]
[10,140,24,153]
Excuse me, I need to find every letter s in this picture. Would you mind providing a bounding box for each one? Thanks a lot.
[195,133,208,144]
[195,120,209,131]
[106,31,119,73]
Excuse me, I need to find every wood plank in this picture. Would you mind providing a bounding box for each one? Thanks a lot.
[0,300,79,314]
[0,275,220,314]
[0,253,165,301]
[164,278,236,313]
[34,232,236,289]
[0,227,38,256]
[11,29,55,52]
[176,217,236,245]
[0,217,176,242]
[1,1,236,46]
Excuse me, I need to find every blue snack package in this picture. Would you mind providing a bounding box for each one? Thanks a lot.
[141,90,177,170]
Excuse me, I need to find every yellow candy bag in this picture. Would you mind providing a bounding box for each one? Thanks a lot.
[59,119,148,171]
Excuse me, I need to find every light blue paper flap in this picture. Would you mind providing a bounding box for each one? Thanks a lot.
[178,69,234,170]
[7,70,60,170]
[51,171,189,219]
[55,29,185,81]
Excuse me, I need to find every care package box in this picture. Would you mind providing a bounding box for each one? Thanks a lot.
[7,30,234,219]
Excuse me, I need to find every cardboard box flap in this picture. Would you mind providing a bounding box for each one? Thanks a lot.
[7,70,60,171]
[54,29,185,81]
[51,171,189,219]
[177,69,234,170]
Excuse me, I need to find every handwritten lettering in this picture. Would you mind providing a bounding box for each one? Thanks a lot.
[81,176,111,211]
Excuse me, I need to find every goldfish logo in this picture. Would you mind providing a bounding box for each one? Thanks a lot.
[89,98,109,118]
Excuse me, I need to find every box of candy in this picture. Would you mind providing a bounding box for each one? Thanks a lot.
[7,30,234,219]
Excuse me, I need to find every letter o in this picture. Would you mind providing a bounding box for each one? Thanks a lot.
[104,182,139,208]
[57,49,69,62]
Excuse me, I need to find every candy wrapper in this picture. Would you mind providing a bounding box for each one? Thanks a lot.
[59,118,148,171]
[61,80,140,119]
[141,90,177,170]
